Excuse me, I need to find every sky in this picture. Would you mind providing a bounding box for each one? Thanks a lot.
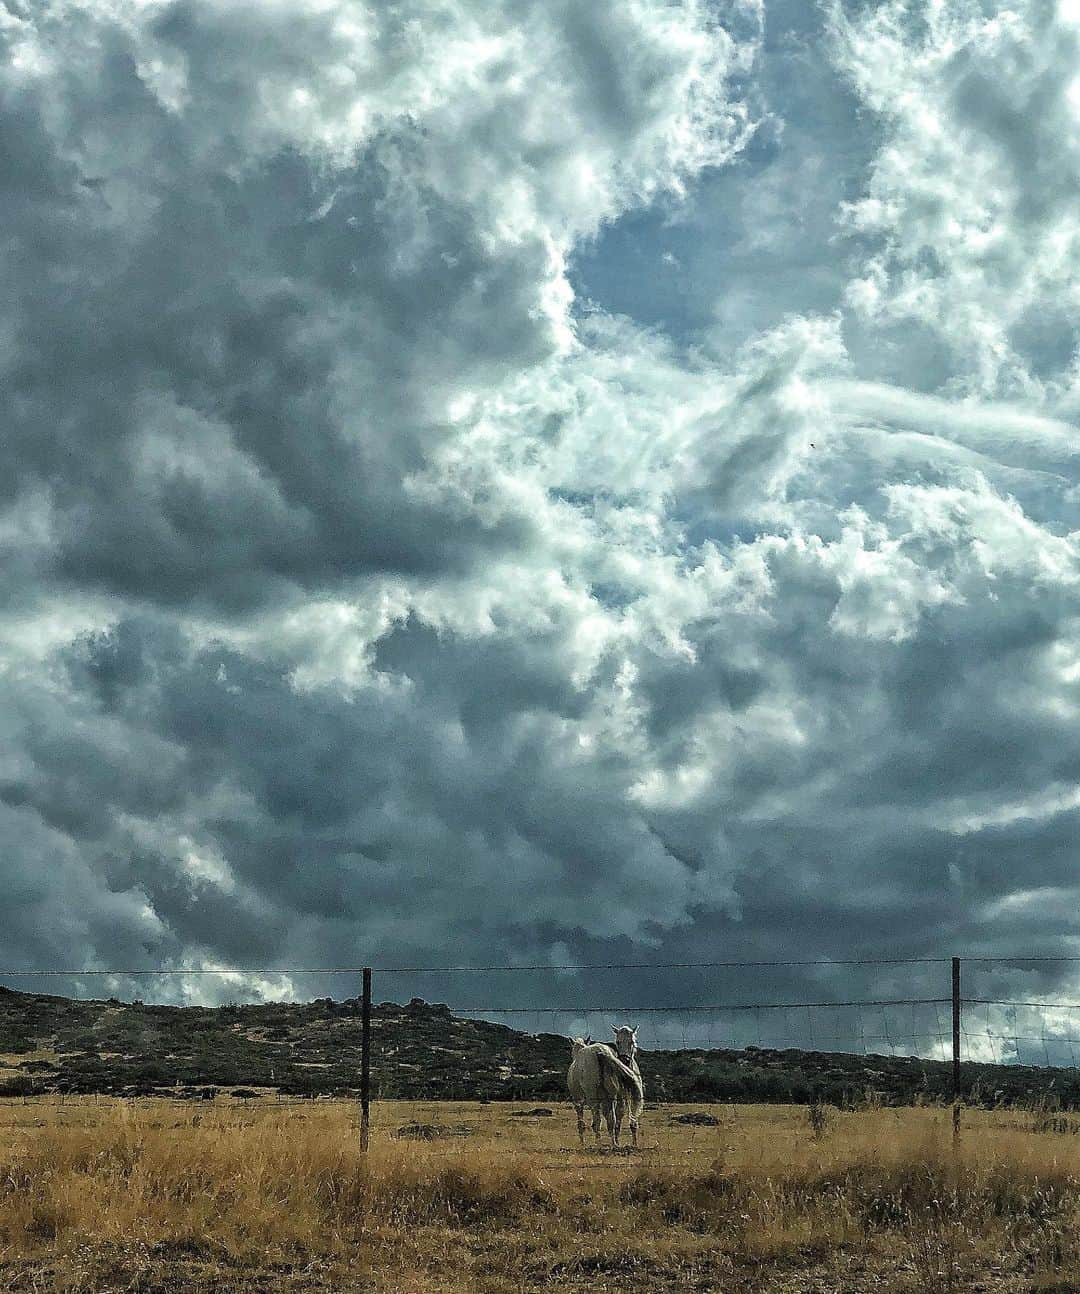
[3,0,1080,1050]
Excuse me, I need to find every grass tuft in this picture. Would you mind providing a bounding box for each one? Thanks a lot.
[3,1099,1080,1290]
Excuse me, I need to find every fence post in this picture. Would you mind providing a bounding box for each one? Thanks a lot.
[360,966,371,1153]
[952,956,961,1140]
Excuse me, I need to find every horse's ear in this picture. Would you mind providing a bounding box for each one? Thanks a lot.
[611,1023,618,1033]
[632,1026,638,1036]
[584,1034,593,1045]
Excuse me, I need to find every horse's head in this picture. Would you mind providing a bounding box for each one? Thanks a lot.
[611,1023,638,1062]
[570,1036,591,1056]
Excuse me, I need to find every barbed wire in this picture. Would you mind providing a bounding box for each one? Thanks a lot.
[448,998,950,1013]
[957,957,1080,964]
[964,998,1080,1010]
[0,958,953,976]
[3,953,1080,978]
[368,958,955,972]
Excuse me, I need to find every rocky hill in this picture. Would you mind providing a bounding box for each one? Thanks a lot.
[1,986,1077,1107]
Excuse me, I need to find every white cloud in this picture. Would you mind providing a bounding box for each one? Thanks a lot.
[828,0,1080,398]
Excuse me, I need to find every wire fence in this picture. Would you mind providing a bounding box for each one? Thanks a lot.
[6,956,1080,1120]
[446,999,954,1057]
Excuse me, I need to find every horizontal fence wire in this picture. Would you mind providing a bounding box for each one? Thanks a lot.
[956,958,1080,964]
[0,968,372,977]
[3,953,1080,977]
[445,999,951,1013]
[963,1034,1080,1046]
[368,959,954,972]
[965,999,1080,1010]
[0,958,953,975]
[4,954,1080,982]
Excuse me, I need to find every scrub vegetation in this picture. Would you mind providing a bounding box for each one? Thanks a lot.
[2,1098,1080,1292]
[5,987,1080,1108]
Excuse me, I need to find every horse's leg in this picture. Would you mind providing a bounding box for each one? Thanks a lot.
[628,1112,639,1148]
[612,1098,623,1147]
[592,1105,602,1145]
[603,1101,617,1148]
[574,1102,585,1146]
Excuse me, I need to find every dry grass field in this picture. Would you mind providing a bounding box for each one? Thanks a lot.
[2,1096,1080,1292]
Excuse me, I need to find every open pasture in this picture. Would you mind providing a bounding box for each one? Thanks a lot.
[1,1097,1079,1292]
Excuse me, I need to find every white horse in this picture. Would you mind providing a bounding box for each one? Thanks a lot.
[567,1029,644,1148]
[609,1023,643,1147]
[611,1023,639,1069]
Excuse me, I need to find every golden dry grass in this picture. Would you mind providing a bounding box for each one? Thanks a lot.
[1,1097,1079,1291]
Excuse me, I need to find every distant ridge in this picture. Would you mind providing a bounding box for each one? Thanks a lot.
[1,987,1076,1107]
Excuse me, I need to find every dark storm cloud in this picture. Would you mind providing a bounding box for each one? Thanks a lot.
[0,16,546,611]
[2,0,1080,1026]
[1,0,744,613]
[2,610,716,977]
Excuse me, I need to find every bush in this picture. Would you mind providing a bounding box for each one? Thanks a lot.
[0,1076,37,1096]
[807,1100,831,1139]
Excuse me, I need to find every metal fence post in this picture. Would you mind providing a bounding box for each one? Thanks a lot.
[952,956,961,1141]
[360,966,371,1152]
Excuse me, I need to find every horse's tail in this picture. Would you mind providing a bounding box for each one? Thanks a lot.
[595,1047,644,1117]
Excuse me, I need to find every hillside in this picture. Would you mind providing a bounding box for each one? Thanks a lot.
[1,986,1077,1107]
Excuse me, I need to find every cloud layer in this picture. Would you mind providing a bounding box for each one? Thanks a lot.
[3,0,1080,1021]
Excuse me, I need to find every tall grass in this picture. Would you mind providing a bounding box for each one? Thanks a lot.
[2,1100,1080,1289]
